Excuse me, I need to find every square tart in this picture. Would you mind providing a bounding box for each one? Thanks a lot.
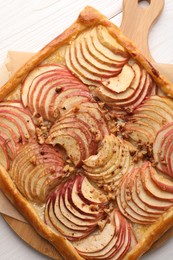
[1,6,173,260]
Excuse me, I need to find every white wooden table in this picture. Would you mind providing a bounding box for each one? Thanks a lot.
[0,0,173,259]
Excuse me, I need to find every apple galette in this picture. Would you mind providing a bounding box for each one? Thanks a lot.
[1,6,173,260]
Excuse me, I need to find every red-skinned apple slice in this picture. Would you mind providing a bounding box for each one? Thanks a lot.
[117,170,154,224]
[0,129,16,159]
[124,95,173,146]
[141,164,173,202]
[73,209,136,260]
[130,169,163,215]
[116,163,173,224]
[11,142,65,202]
[150,168,173,193]
[137,164,172,210]
[153,123,173,174]
[21,64,66,107]
[44,175,108,241]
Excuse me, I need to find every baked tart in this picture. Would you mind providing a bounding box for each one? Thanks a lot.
[1,6,173,260]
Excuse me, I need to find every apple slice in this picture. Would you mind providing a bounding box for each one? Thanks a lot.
[74,40,118,78]
[116,162,173,224]
[96,25,129,57]
[22,63,92,121]
[124,95,173,146]
[65,26,129,87]
[21,64,65,107]
[73,209,137,260]
[11,142,65,202]
[44,175,108,241]
[79,32,123,73]
[91,27,128,63]
[47,102,110,166]
[84,30,124,68]
[102,64,135,93]
[153,123,173,175]
[83,134,135,193]
[150,169,173,193]
[141,164,173,202]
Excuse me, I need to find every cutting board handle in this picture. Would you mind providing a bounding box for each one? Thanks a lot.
[120,0,164,61]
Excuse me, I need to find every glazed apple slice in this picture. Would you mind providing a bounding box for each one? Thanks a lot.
[96,65,154,113]
[46,119,93,166]
[64,181,97,221]
[11,142,65,202]
[117,171,153,225]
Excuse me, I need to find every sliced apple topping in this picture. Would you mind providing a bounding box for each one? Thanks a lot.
[65,26,129,87]
[46,102,110,166]
[83,134,135,193]
[11,142,65,202]
[21,64,93,122]
[96,63,157,116]
[0,101,36,169]
[116,162,173,224]
[153,122,173,177]
[44,175,109,241]
[72,209,137,259]
[102,64,135,93]
[124,95,173,147]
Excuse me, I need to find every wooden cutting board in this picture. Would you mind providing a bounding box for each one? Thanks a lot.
[2,0,173,259]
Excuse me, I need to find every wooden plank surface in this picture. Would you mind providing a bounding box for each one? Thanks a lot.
[1,0,173,259]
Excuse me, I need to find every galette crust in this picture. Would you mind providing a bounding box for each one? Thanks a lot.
[1,6,173,260]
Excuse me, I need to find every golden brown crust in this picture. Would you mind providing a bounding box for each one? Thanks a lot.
[1,5,173,260]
